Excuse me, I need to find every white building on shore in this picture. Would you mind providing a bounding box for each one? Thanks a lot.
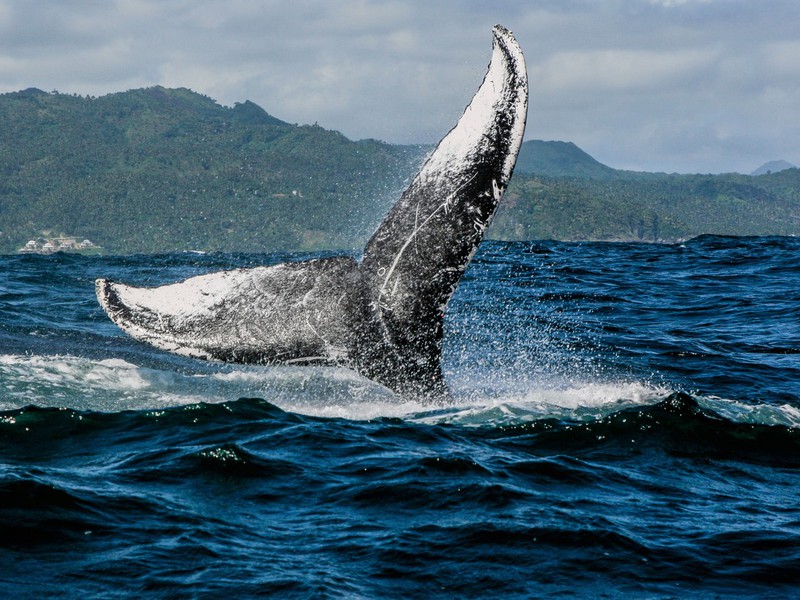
[18,237,98,254]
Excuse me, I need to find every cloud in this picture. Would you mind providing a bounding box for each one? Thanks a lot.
[0,0,798,173]
[648,0,712,7]
[521,0,800,172]
[535,47,720,94]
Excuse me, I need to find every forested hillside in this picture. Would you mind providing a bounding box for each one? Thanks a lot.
[1,87,798,254]
[492,168,800,242]
[0,87,424,254]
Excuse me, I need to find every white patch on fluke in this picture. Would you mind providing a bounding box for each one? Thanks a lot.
[421,26,527,185]
[101,268,267,320]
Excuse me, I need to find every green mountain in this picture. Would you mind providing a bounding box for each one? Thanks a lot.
[494,138,800,242]
[0,87,425,254]
[491,169,800,242]
[514,140,619,180]
[1,87,798,253]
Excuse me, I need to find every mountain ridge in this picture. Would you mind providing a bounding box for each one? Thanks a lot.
[1,87,798,253]
[515,140,620,179]
[751,160,797,176]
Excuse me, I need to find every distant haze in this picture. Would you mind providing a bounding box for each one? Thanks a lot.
[0,0,798,174]
[750,160,797,176]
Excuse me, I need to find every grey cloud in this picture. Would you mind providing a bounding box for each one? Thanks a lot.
[0,0,797,173]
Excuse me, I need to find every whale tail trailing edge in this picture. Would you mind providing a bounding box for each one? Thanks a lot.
[96,25,528,399]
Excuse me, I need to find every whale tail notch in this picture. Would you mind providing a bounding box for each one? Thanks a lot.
[96,25,528,400]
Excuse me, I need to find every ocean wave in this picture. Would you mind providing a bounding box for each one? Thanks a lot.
[3,353,799,436]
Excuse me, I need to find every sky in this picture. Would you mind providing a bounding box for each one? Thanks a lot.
[0,0,798,174]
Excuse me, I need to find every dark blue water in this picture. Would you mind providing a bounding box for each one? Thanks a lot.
[1,237,799,598]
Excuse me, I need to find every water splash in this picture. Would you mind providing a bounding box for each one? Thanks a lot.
[4,353,796,429]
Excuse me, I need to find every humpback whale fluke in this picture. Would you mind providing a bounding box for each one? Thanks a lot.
[96,25,528,400]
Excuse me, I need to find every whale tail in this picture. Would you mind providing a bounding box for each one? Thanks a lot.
[360,24,527,394]
[96,25,528,399]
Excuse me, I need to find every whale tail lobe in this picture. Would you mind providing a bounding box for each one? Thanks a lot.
[96,25,528,399]
[359,24,528,393]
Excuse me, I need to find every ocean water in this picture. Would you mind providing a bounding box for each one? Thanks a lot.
[1,236,799,598]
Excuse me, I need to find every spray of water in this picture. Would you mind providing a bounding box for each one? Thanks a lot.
[4,353,795,428]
